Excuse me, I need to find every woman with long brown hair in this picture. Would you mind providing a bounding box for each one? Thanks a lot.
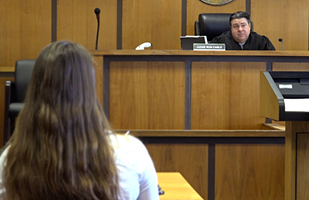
[0,41,159,200]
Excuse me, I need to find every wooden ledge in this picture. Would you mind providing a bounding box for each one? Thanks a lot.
[114,129,285,137]
[91,49,309,57]
[0,67,15,73]
[263,123,286,131]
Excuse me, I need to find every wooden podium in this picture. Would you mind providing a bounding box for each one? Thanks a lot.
[260,71,309,200]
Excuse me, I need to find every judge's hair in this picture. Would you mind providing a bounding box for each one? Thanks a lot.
[3,40,119,200]
[229,11,252,25]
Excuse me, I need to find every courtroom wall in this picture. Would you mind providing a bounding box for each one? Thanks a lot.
[0,0,308,69]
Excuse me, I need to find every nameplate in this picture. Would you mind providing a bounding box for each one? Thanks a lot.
[193,43,226,51]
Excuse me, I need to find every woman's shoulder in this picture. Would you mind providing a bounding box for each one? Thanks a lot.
[110,133,153,172]
[111,134,145,150]
[0,147,10,164]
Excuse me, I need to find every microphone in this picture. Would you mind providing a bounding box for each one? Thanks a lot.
[94,8,101,50]
[135,42,152,50]
[278,38,284,51]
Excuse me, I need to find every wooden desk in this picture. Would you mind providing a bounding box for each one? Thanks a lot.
[89,50,309,131]
[157,172,203,200]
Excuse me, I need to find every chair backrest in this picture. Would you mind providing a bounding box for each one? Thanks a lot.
[195,13,231,41]
[14,59,36,102]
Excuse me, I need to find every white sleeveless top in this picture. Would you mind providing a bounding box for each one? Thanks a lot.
[0,134,159,200]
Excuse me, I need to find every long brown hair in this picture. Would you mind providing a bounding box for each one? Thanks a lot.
[3,41,119,200]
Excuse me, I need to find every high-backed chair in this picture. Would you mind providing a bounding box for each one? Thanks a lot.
[195,13,254,42]
[3,59,36,145]
[195,13,231,41]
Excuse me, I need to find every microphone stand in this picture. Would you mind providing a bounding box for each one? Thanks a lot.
[94,8,101,50]
[278,38,284,51]
[95,19,100,50]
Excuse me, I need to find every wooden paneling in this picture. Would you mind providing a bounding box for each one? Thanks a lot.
[1,0,309,65]
[186,0,246,36]
[1,0,309,67]
[273,62,309,71]
[0,0,51,68]
[285,121,309,200]
[93,55,104,105]
[0,0,21,67]
[21,1,51,58]
[57,0,117,51]
[122,0,182,50]
[146,144,208,200]
[215,144,285,200]
[297,133,309,200]
[109,61,185,129]
[285,122,296,200]
[251,1,309,51]
[126,129,285,137]
[191,62,266,130]
[145,140,284,200]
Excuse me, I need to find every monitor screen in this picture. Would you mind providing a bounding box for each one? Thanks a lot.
[180,36,207,50]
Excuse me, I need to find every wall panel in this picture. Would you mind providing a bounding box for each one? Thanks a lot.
[122,0,182,50]
[191,62,266,130]
[0,0,21,67]
[146,143,208,200]
[1,0,309,68]
[93,56,104,105]
[57,0,117,51]
[0,0,51,68]
[21,0,52,59]
[297,133,309,199]
[251,0,309,51]
[109,61,185,129]
[215,144,285,200]
[273,62,309,71]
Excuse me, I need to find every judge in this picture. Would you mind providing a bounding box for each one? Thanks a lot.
[210,11,275,50]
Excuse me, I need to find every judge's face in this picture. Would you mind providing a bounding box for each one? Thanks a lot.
[231,18,251,43]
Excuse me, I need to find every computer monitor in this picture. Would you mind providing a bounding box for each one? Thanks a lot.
[180,36,207,50]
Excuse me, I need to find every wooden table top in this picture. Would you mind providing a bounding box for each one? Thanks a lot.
[91,49,309,57]
[157,172,203,200]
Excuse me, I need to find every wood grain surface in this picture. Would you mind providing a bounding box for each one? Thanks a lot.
[157,172,204,200]
[191,61,266,129]
[0,0,51,67]
[273,62,309,71]
[297,133,309,200]
[122,0,182,50]
[146,144,208,200]
[109,61,185,129]
[91,50,309,57]
[251,0,309,51]
[215,144,285,200]
[285,121,309,200]
[93,55,104,105]
[57,0,117,50]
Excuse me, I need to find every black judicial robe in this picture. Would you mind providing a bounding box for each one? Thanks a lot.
[210,31,276,50]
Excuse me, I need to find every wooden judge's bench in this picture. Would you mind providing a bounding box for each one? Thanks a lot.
[87,50,309,200]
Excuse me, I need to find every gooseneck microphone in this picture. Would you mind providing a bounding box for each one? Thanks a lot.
[94,8,101,50]
[278,38,284,51]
